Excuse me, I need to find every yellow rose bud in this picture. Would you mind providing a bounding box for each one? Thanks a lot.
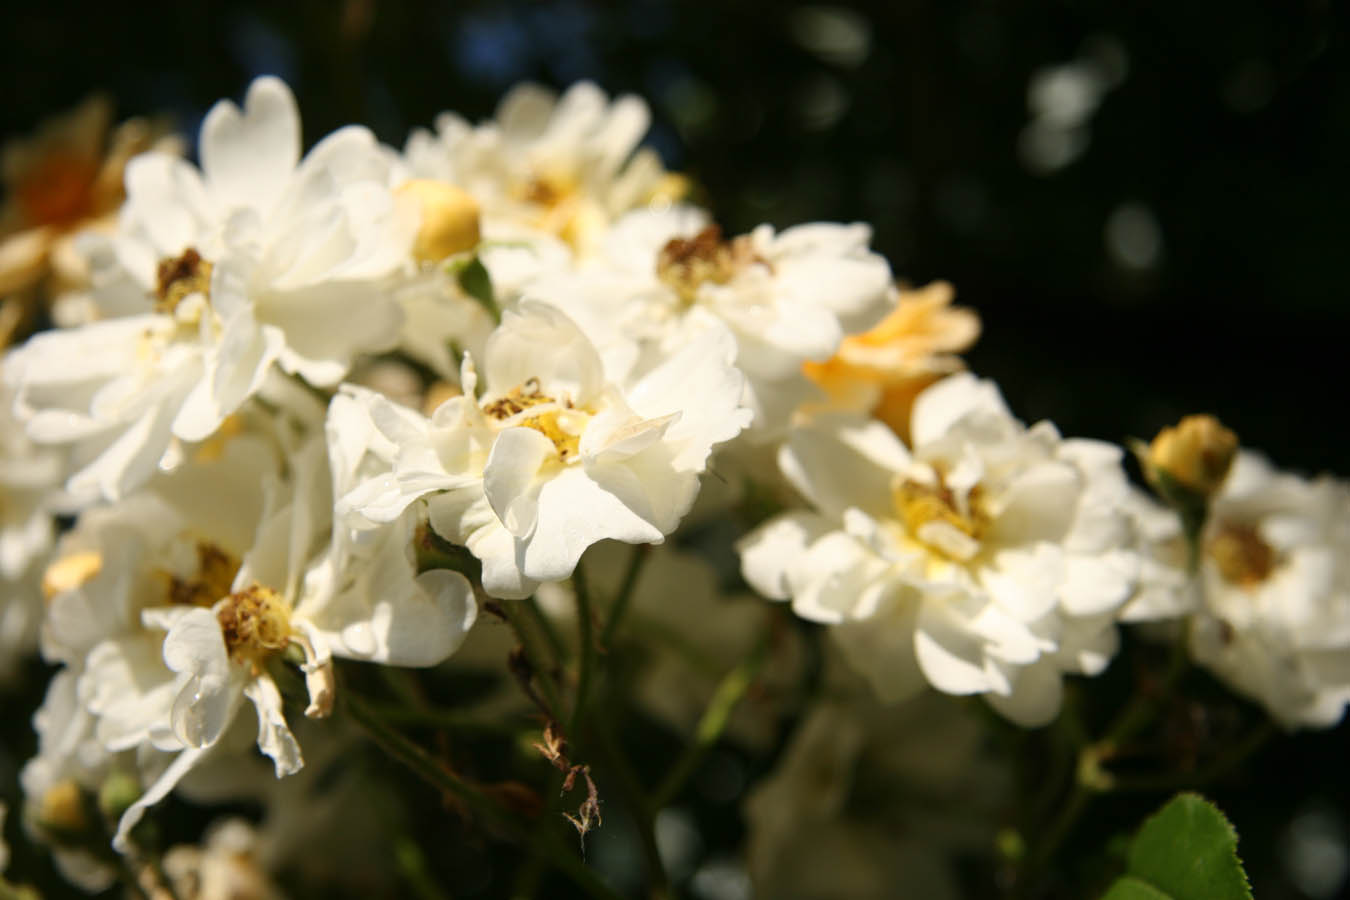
[397,179,481,263]
[1147,414,1238,497]
[38,779,89,835]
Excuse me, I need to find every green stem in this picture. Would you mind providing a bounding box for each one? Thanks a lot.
[377,706,525,735]
[570,563,596,737]
[651,639,767,811]
[1025,627,1192,876]
[394,836,452,900]
[500,600,565,719]
[588,722,671,897]
[599,545,649,652]
[525,595,568,664]
[511,767,566,900]
[1026,782,1090,873]
[346,692,622,900]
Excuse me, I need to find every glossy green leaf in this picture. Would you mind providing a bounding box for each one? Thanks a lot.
[1099,793,1252,900]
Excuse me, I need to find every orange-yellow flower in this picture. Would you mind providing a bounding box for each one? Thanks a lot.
[803,280,980,443]
[0,95,178,343]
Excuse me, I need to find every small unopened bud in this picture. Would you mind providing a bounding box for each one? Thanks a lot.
[1147,414,1238,497]
[98,770,142,821]
[42,550,102,600]
[397,179,481,263]
[37,779,89,836]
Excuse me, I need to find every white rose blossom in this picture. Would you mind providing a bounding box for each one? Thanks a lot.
[4,76,415,504]
[337,300,751,598]
[739,372,1144,726]
[527,204,894,434]
[1127,450,1350,729]
[120,422,476,846]
[404,81,673,253]
[0,370,61,674]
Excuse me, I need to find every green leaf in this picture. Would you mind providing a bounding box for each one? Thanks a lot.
[1099,793,1252,900]
[454,255,500,323]
[1101,877,1174,900]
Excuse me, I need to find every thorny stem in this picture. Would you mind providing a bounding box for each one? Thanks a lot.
[651,638,768,811]
[599,544,650,652]
[497,600,565,720]
[570,563,596,737]
[345,692,623,900]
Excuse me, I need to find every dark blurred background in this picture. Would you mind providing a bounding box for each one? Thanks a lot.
[3,2,1349,897]
[4,0,1347,472]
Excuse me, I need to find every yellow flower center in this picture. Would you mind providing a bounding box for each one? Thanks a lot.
[162,540,241,608]
[154,247,213,315]
[892,472,990,561]
[217,584,292,666]
[481,378,585,461]
[1207,523,1276,587]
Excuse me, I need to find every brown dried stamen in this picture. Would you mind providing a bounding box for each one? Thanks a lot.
[655,225,740,301]
[217,584,291,666]
[1208,523,1276,587]
[165,541,240,608]
[155,247,213,314]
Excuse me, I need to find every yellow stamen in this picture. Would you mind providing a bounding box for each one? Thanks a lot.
[481,379,584,460]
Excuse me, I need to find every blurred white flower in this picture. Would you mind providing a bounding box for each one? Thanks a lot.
[739,372,1143,725]
[405,81,681,254]
[1131,451,1350,729]
[0,368,61,675]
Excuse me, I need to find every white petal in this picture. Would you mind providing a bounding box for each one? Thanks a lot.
[485,302,603,404]
[200,76,300,215]
[483,426,554,538]
[519,465,666,583]
[737,512,833,601]
[984,660,1064,727]
[914,597,993,695]
[910,373,1012,449]
[113,747,211,851]
[243,674,303,777]
[163,608,238,749]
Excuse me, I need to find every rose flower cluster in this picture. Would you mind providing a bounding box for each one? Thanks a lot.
[0,77,1345,898]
